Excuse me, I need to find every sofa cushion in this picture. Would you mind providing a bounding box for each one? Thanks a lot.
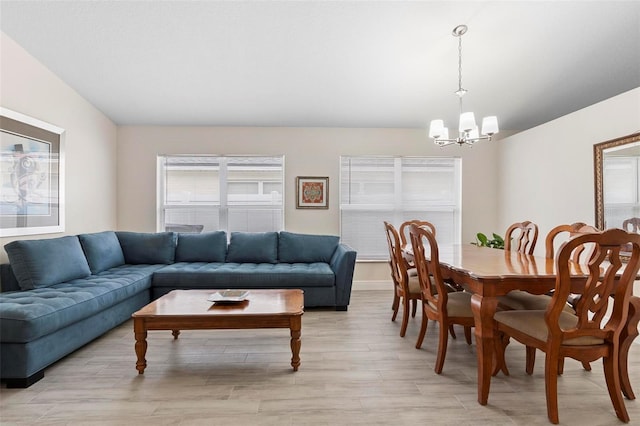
[78,231,126,274]
[278,231,339,263]
[4,236,92,290]
[116,232,176,264]
[226,232,278,264]
[175,231,227,262]
[0,264,160,343]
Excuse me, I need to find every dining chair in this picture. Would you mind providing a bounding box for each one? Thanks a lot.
[384,221,421,337]
[409,224,475,373]
[398,220,464,340]
[499,222,597,373]
[504,220,539,254]
[498,221,549,311]
[493,228,640,424]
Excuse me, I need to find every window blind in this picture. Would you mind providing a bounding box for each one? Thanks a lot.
[340,156,461,260]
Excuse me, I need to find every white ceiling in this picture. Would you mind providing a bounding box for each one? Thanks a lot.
[1,1,639,132]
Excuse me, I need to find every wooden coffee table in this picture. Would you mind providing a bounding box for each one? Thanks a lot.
[132,289,304,373]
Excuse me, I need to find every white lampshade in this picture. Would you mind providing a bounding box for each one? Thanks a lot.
[429,119,445,138]
[459,112,476,132]
[468,126,479,140]
[440,127,449,140]
[481,116,499,135]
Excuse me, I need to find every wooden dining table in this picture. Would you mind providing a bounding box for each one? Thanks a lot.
[429,244,640,406]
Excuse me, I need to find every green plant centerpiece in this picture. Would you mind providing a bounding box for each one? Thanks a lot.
[472,232,505,249]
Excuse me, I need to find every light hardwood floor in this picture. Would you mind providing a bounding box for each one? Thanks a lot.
[1,289,638,425]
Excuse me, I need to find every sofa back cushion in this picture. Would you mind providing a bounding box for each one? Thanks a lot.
[4,236,92,290]
[226,232,278,263]
[278,231,340,263]
[78,231,126,274]
[175,231,227,262]
[116,232,176,264]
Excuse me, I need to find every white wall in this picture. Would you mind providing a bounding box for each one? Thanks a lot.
[498,88,640,257]
[117,126,500,281]
[0,32,118,263]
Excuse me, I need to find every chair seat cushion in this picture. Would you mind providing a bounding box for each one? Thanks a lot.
[407,276,453,295]
[407,275,421,294]
[428,291,473,317]
[493,310,605,346]
[498,290,575,313]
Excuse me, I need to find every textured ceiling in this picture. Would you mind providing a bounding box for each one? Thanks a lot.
[1,1,639,132]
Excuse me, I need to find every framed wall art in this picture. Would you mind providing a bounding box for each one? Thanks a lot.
[296,176,328,209]
[0,107,65,237]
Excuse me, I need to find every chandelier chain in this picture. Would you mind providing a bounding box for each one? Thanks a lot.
[457,30,464,115]
[458,34,463,93]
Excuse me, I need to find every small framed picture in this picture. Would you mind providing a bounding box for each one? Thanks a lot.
[296,176,329,209]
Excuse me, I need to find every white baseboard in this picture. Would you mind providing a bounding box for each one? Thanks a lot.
[352,280,391,291]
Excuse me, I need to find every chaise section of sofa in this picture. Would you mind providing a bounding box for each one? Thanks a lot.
[0,231,172,387]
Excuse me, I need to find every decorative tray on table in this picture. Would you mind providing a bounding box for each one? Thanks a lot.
[207,290,250,303]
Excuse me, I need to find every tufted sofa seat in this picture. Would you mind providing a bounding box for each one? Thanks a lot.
[0,265,162,342]
[153,262,335,289]
[0,230,356,388]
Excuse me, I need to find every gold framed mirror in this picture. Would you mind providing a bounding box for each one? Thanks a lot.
[594,132,640,240]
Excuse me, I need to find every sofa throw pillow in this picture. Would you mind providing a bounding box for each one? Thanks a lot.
[226,232,278,263]
[116,231,177,264]
[278,231,340,263]
[78,231,126,274]
[5,236,92,290]
[175,231,227,262]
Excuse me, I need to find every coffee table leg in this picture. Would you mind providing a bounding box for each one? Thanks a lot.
[133,318,148,374]
[172,330,180,339]
[290,316,302,371]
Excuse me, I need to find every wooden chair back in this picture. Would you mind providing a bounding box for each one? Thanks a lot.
[408,224,447,309]
[399,220,436,253]
[549,228,640,345]
[505,220,538,254]
[545,222,598,262]
[623,217,640,233]
[384,221,409,293]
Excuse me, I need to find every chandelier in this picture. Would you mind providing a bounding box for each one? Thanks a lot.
[429,25,499,147]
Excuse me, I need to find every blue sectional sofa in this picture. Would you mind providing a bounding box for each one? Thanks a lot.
[0,230,356,388]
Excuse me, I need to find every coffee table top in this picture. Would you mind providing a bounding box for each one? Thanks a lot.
[132,289,304,318]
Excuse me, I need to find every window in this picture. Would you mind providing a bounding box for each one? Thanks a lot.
[158,155,284,233]
[604,156,640,228]
[340,156,461,260]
